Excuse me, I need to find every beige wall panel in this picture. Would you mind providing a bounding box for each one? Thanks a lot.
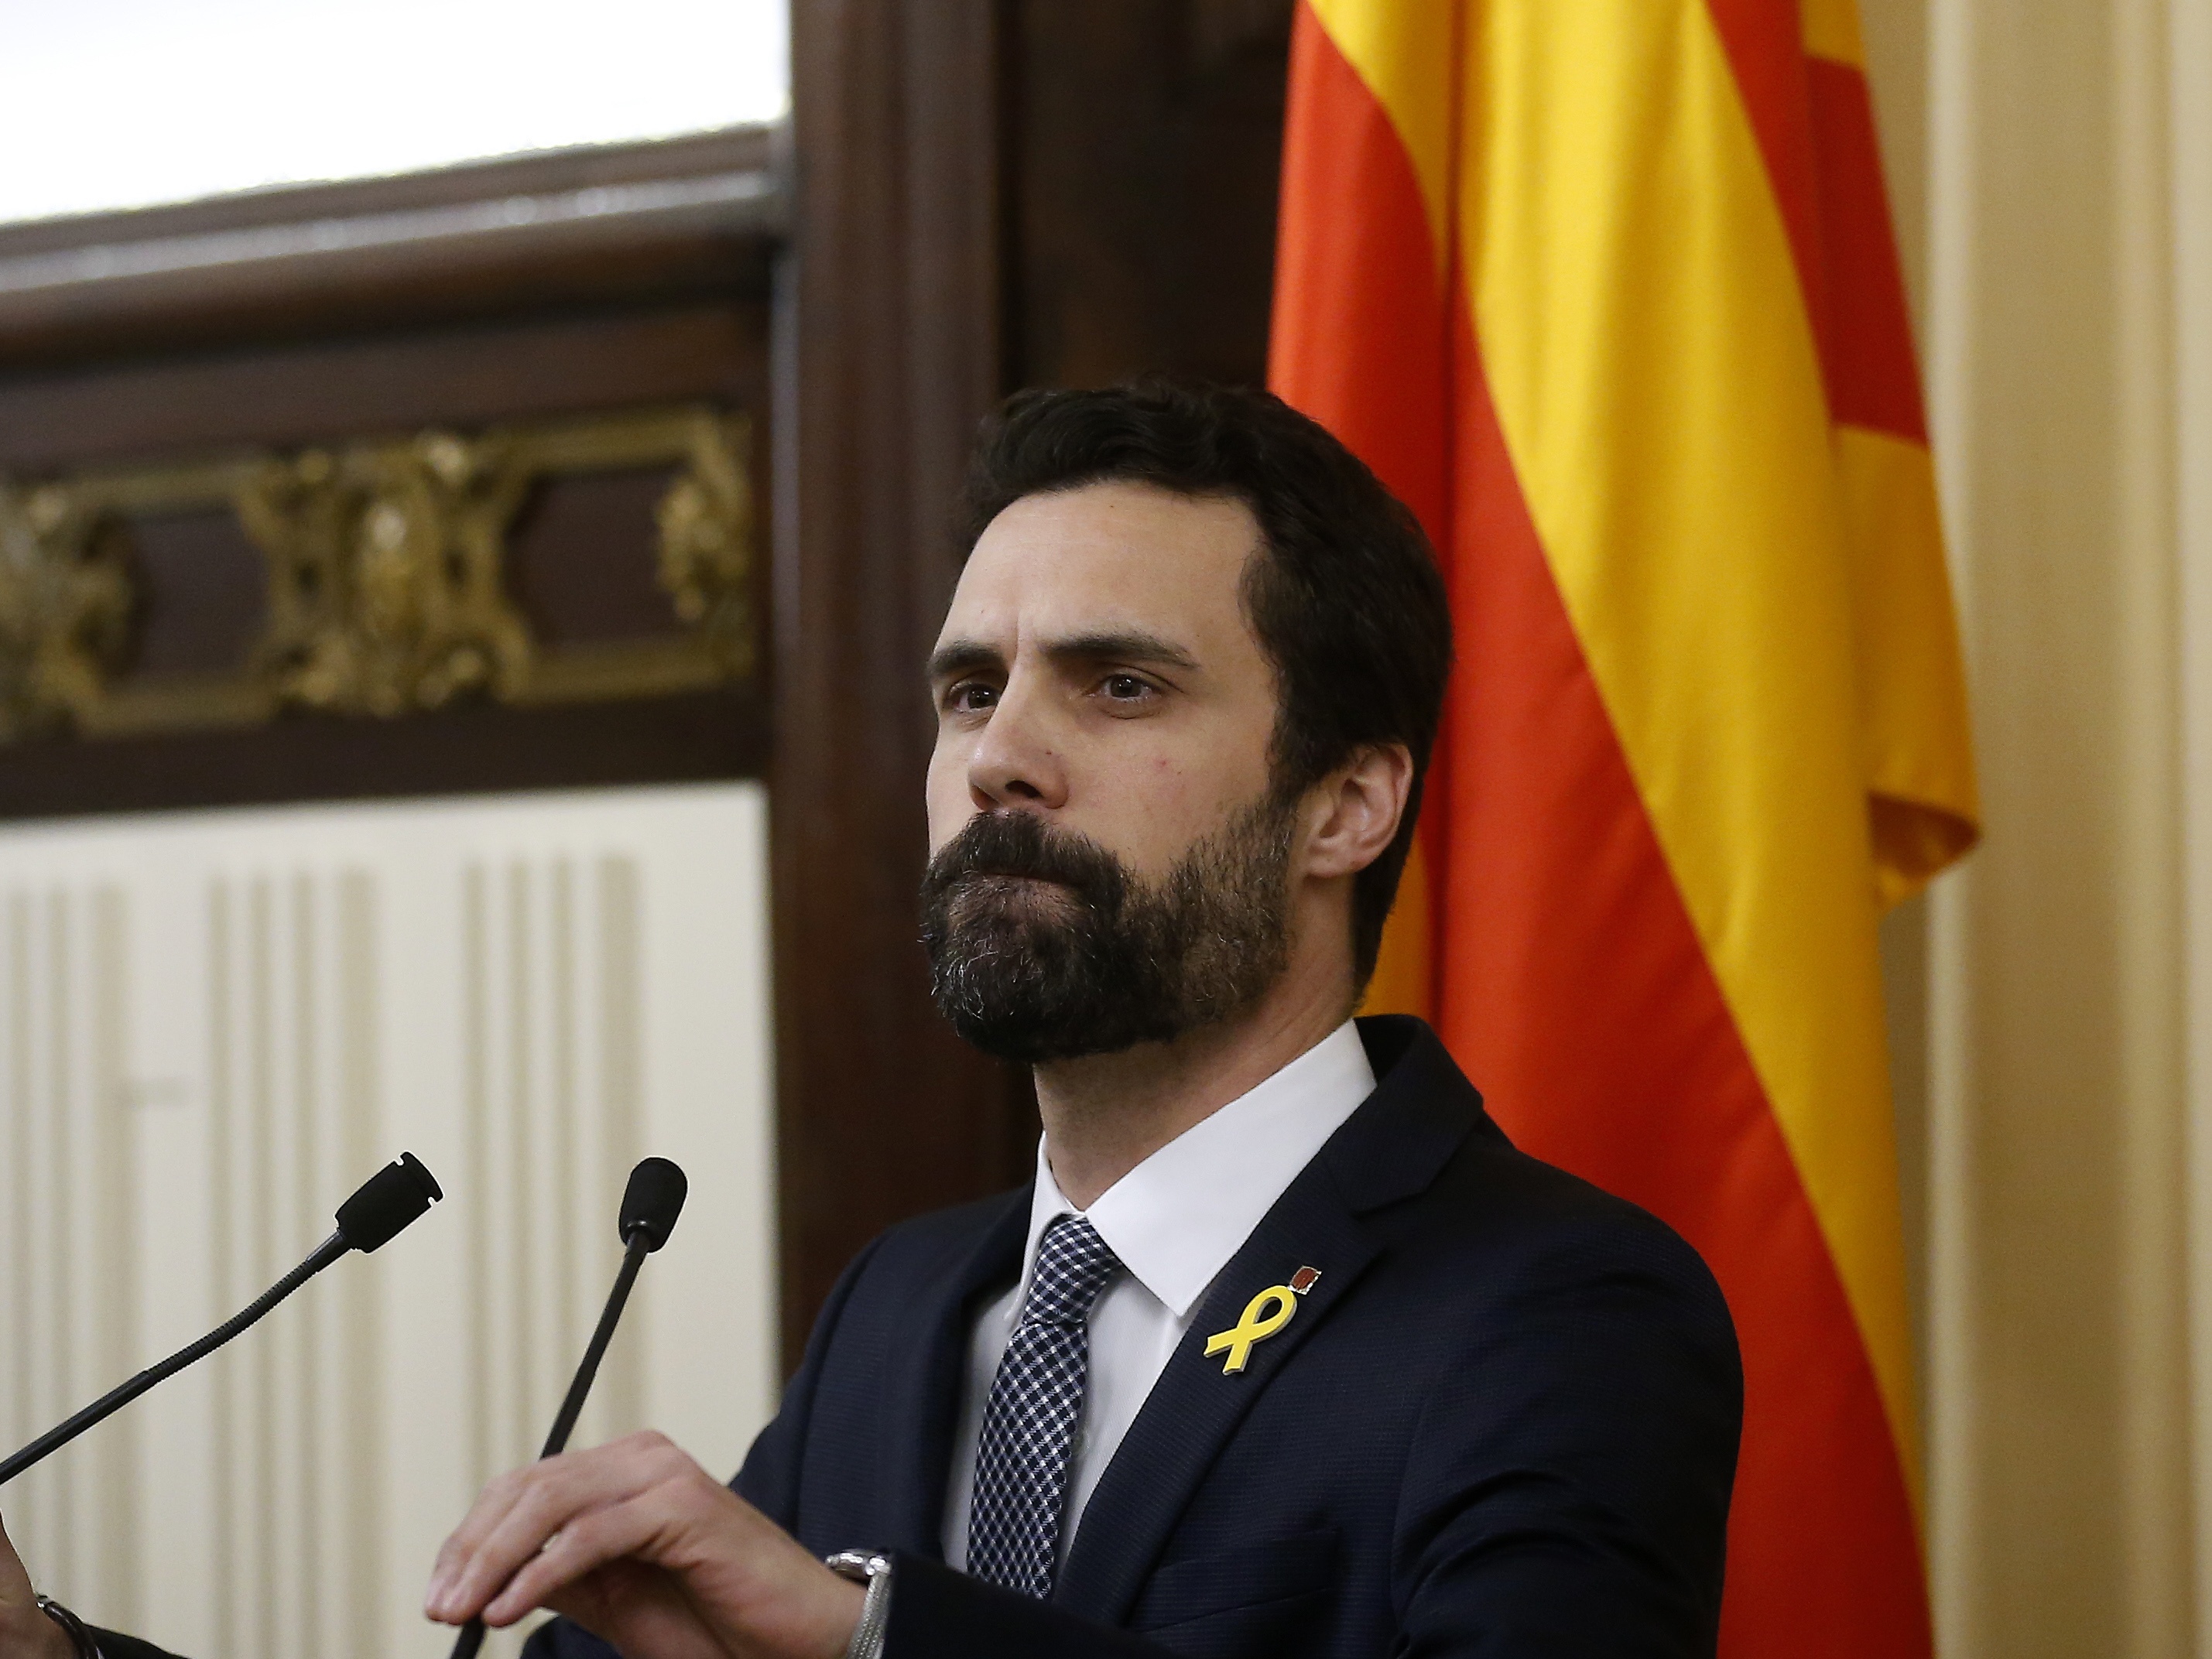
[0,784,778,1658]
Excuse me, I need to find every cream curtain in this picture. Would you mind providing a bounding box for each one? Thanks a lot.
[1865,0,2210,1650]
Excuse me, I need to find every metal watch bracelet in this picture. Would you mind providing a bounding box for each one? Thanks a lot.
[824,1550,894,1659]
[34,1596,101,1659]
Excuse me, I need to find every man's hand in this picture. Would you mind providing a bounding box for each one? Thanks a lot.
[425,1432,865,1659]
[0,1514,72,1659]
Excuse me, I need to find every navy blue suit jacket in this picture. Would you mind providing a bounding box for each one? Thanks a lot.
[529,1014,1741,1659]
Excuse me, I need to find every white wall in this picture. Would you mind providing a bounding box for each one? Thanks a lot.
[0,783,778,1657]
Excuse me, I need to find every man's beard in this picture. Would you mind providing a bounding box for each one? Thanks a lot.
[919,794,1298,1063]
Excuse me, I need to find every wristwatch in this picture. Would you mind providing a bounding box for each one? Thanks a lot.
[34,1596,101,1659]
[824,1549,894,1659]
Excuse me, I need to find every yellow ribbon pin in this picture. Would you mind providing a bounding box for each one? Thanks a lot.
[1204,1284,1299,1375]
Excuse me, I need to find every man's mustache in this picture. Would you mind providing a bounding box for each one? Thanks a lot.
[923,812,1130,908]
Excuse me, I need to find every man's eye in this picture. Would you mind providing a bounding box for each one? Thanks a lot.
[1101,674,1151,701]
[947,682,998,713]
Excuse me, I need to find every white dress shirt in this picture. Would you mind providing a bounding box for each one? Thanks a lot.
[941,1019,1377,1568]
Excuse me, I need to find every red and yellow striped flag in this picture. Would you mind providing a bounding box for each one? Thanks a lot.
[1270,1,1977,1652]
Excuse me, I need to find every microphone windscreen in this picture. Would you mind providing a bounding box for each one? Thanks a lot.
[619,1158,687,1252]
[336,1153,443,1254]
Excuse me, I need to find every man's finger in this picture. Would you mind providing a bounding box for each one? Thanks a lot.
[0,1510,33,1606]
[429,1433,695,1623]
[0,1512,73,1659]
[478,1478,693,1627]
[428,1463,532,1600]
[431,1459,617,1623]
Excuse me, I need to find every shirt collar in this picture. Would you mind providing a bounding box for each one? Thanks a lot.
[1017,1019,1377,1320]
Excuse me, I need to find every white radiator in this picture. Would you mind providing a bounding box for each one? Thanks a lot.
[0,784,779,1657]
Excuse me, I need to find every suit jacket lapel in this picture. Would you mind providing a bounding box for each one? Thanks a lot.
[1052,1017,1485,1623]
[879,1190,1030,1558]
[1052,1170,1379,1620]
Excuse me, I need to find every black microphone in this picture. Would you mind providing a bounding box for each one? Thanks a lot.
[0,1152,442,1488]
[449,1157,687,1659]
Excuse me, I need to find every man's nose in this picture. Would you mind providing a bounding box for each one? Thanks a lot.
[967,679,1069,810]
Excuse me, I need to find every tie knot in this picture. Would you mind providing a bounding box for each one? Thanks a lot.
[1020,1214,1121,1329]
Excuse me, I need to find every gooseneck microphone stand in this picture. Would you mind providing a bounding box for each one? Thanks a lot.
[449,1157,688,1659]
[0,1152,443,1489]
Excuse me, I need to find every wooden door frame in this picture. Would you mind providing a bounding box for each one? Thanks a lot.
[773,0,1033,1366]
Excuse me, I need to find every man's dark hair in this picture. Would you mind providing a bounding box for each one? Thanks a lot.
[958,380,1454,989]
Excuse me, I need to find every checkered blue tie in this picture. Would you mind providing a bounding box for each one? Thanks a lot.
[964,1213,1123,1597]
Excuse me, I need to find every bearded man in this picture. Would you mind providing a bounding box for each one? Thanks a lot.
[1,383,1740,1659]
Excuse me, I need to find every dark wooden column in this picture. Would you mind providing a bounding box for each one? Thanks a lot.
[1002,0,1294,389]
[774,0,1032,1366]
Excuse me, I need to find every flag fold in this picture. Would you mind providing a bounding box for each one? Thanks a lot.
[1271,1,1977,1651]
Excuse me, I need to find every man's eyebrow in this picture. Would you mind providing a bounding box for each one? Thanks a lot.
[927,639,1004,682]
[927,629,1204,682]
[1040,629,1202,672]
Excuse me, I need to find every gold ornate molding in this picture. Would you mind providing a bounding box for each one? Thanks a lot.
[0,404,755,744]
[0,481,140,741]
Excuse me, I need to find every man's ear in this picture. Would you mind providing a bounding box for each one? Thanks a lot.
[1303,744,1415,880]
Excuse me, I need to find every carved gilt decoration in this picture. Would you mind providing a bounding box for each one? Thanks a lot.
[0,405,755,744]
[0,482,139,741]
